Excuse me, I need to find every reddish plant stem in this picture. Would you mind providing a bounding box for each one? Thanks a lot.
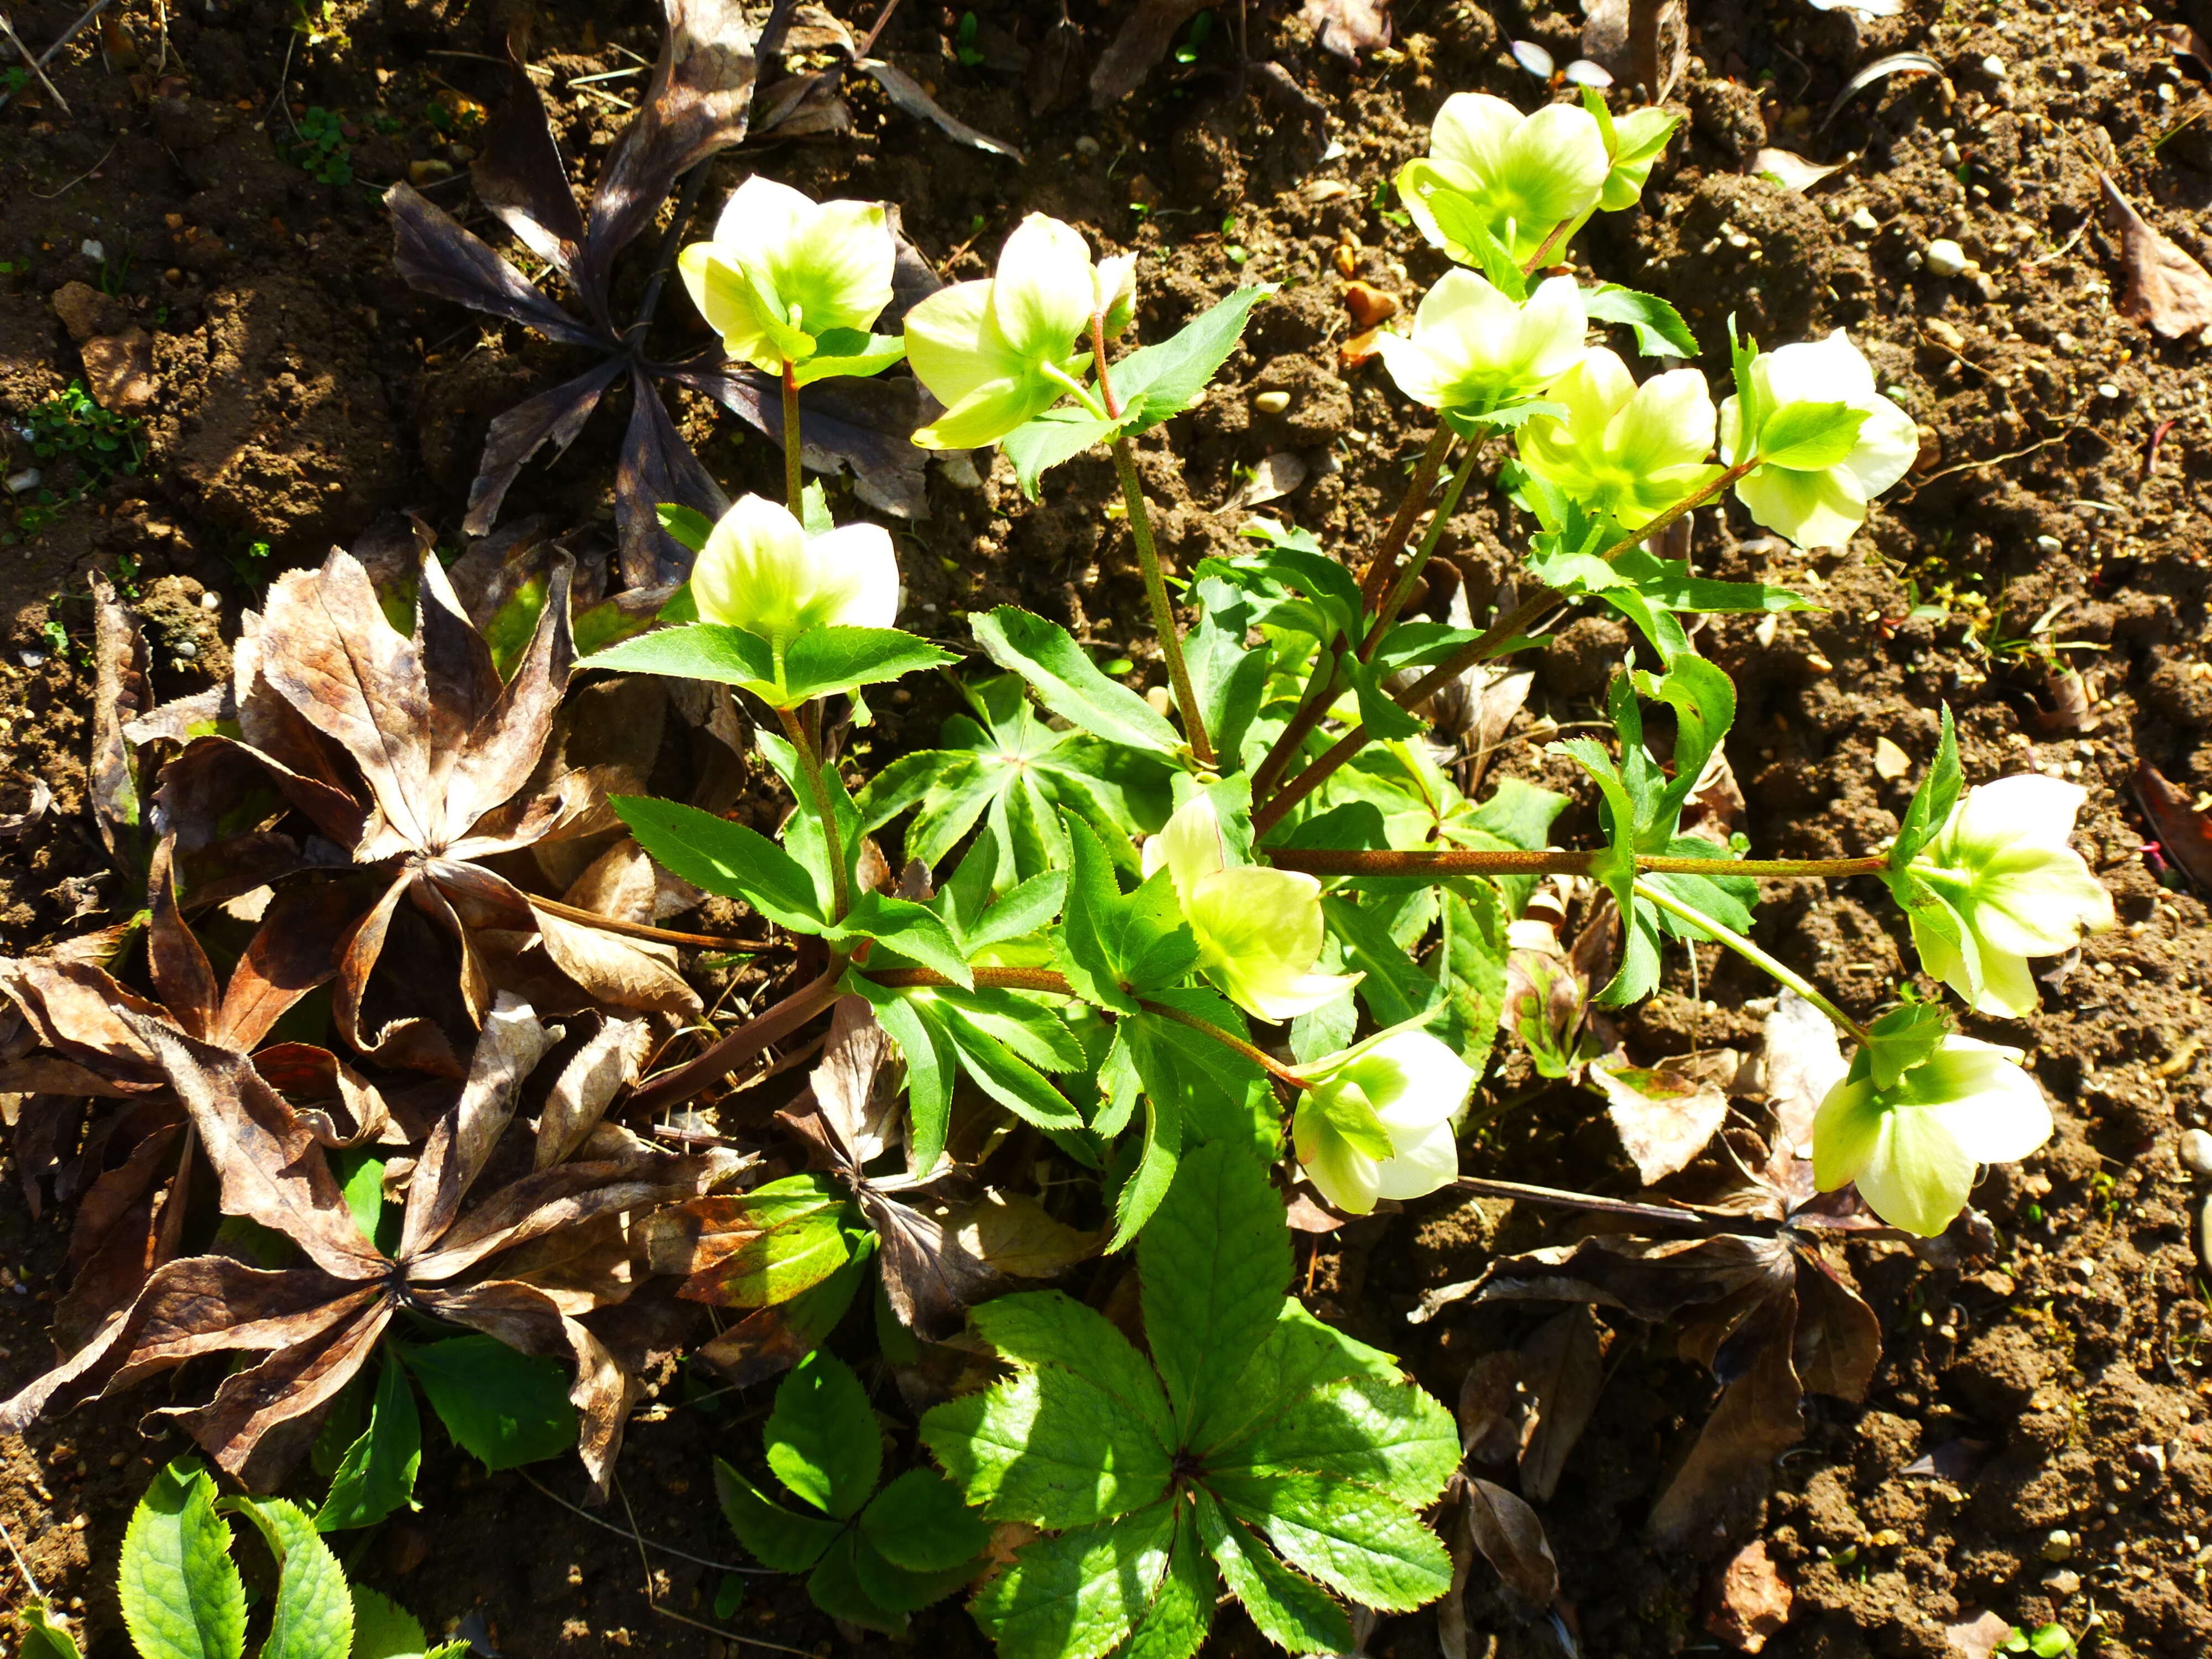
[529,895,771,952]
[625,964,846,1117]
[1267,848,1888,879]
[780,359,805,511]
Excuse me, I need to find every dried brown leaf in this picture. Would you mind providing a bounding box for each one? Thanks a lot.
[1945,1611,2018,1659]
[471,44,587,278]
[397,994,559,1260]
[536,1015,654,1169]
[1302,0,1392,59]
[2099,171,2212,341]
[1517,1306,1605,1502]
[1455,1351,1525,1467]
[1647,1296,1804,1547]
[857,60,1022,161]
[90,572,151,862]
[1593,1053,1731,1184]
[1461,1477,1558,1611]
[2136,760,2212,891]
[1089,0,1209,105]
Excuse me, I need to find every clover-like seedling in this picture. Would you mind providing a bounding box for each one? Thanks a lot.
[715,1351,992,1635]
[919,1142,1458,1659]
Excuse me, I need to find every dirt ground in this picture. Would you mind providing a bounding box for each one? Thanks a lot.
[4,0,2212,1655]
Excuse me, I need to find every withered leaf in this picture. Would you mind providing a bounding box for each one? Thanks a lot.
[1455,1351,1525,1468]
[1460,1477,1558,1611]
[856,59,1023,161]
[1302,0,1392,60]
[1592,1052,1732,1185]
[2099,171,2212,341]
[536,1015,655,1170]
[1516,1305,1604,1503]
[2136,760,2212,892]
[89,572,151,867]
[1090,0,1211,105]
[1647,1295,1805,1547]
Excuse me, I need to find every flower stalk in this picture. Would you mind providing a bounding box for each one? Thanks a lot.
[781,359,805,510]
[778,706,852,924]
[1630,875,1871,1044]
[1269,848,1889,880]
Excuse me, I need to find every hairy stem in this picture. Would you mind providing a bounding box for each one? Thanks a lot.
[776,706,851,922]
[1268,848,1890,880]
[865,964,1307,1088]
[625,964,846,1117]
[1361,436,1486,655]
[1520,217,1574,273]
[781,359,805,512]
[529,895,772,952]
[1112,434,1215,769]
[1630,875,1872,1044]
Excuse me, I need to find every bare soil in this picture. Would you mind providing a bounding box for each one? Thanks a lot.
[4,0,2212,1656]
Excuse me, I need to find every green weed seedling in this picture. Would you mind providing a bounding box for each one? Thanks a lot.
[716,1350,990,1634]
[290,107,356,186]
[18,1456,465,1659]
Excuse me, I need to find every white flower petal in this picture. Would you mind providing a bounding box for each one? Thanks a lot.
[1369,1114,1460,1201]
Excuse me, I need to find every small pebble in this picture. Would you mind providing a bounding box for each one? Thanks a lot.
[1253,390,1292,414]
[2096,382,2122,400]
[200,589,222,612]
[4,467,40,494]
[2043,1529,2076,1562]
[1925,238,1970,278]
[80,238,104,262]
[1847,207,1878,234]
[2034,535,2062,553]
[2180,1126,2212,1176]
[1073,135,1099,158]
[1905,250,1924,270]
[2044,1568,2082,1595]
[1941,142,1961,166]
[172,639,198,662]
[1981,54,2007,77]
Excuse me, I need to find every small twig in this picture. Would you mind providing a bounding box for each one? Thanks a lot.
[0,9,70,113]
[612,1478,818,1656]
[517,1469,777,1577]
[0,0,113,113]
[1453,1175,1769,1232]
[856,0,906,56]
[29,137,113,199]
[530,893,769,953]
[0,1510,45,1601]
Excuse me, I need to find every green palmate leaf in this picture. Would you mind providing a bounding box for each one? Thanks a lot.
[846,978,954,1170]
[1190,1301,1408,1454]
[860,1469,994,1573]
[1754,400,1869,469]
[1124,990,1280,1161]
[349,1588,434,1659]
[613,795,825,931]
[1119,1506,1219,1659]
[1053,816,1198,1016]
[1185,576,1271,769]
[847,1532,977,1619]
[1323,896,1439,1030]
[921,1357,1171,1528]
[315,1345,421,1533]
[973,1288,1176,1441]
[1103,1065,1183,1254]
[766,1352,883,1520]
[967,1503,1180,1659]
[1004,409,1123,499]
[1583,282,1698,358]
[971,607,1185,754]
[403,1337,578,1472]
[1636,654,1736,839]
[937,1004,1086,1133]
[782,627,959,703]
[1212,1473,1454,1612]
[1138,1142,1292,1436]
[714,1458,844,1574]
[1111,285,1276,433]
[224,1498,353,1659]
[582,622,776,688]
[119,1460,246,1659]
[705,1199,868,1307]
[933,987,1086,1073]
[1193,1491,1352,1656]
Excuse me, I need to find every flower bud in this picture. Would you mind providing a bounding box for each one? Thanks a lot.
[677,178,896,374]
[1144,795,1361,1022]
[1292,1027,1474,1214]
[1718,330,1919,550]
[1813,1027,2052,1236]
[1901,775,2115,1017]
[1372,271,1587,418]
[691,493,900,650]
[1514,348,1719,528]
[905,213,1107,449]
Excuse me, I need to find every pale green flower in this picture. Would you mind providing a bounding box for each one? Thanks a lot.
[1373,271,1587,417]
[1144,795,1361,1022]
[1514,347,1719,528]
[1397,94,1610,267]
[1902,775,2115,1017]
[677,177,898,375]
[904,214,1103,449]
[1813,1034,2051,1236]
[1292,1027,1473,1215]
[691,493,899,650]
[1719,330,1920,550]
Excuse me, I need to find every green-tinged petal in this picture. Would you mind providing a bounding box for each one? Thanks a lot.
[679,243,781,374]
[905,280,1021,407]
[991,214,1096,360]
[1851,1096,1978,1237]
[1809,1070,1881,1192]
[1733,459,1867,551]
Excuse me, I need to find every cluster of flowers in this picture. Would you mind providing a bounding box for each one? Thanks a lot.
[652,93,2112,1234]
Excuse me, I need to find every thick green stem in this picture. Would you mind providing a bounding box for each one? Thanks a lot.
[1112,434,1215,769]
[1631,875,1872,1044]
[865,964,1307,1088]
[781,359,805,512]
[1252,427,1455,798]
[1361,437,1486,656]
[776,706,851,923]
[1255,459,1764,836]
[1268,848,1888,880]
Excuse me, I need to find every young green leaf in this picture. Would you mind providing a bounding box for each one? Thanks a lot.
[119,1459,247,1659]
[970,607,1184,754]
[582,622,777,690]
[966,1500,1179,1659]
[1752,399,1870,469]
[859,1468,994,1573]
[613,795,826,932]
[403,1337,580,1472]
[1193,1491,1352,1656]
[714,1458,845,1573]
[315,1345,422,1533]
[349,1587,434,1659]
[17,1603,85,1659]
[1108,285,1276,432]
[1002,409,1124,500]
[224,1496,354,1659]
[1582,282,1698,358]
[1889,703,1960,872]
[1138,1142,1295,1436]
[765,1352,883,1520]
[780,626,959,703]
[1212,1473,1453,1611]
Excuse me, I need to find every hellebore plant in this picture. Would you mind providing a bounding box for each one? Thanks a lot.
[3,82,2089,1659]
